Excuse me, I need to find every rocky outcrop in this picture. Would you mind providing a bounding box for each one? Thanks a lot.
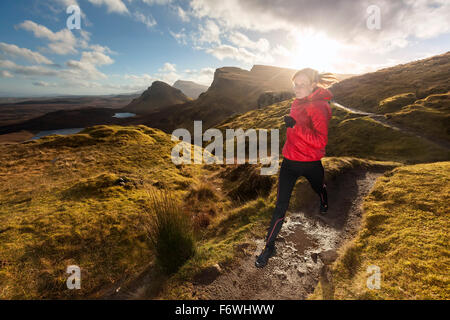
[122,81,190,114]
[257,91,295,108]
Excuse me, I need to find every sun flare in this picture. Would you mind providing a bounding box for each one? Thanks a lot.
[290,30,341,72]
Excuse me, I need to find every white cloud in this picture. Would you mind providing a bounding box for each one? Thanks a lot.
[87,0,129,14]
[196,19,221,45]
[169,28,188,45]
[154,62,180,84]
[188,0,450,54]
[125,64,214,89]
[134,11,157,28]
[124,73,155,91]
[65,50,114,79]
[140,0,173,5]
[0,70,14,78]
[227,32,270,52]
[0,42,53,64]
[0,59,59,77]
[183,67,214,86]
[54,0,80,7]
[159,62,176,73]
[125,73,154,82]
[0,50,115,82]
[16,20,77,55]
[80,51,115,66]
[271,44,291,57]
[16,20,116,62]
[87,44,116,54]
[205,44,274,65]
[175,6,190,22]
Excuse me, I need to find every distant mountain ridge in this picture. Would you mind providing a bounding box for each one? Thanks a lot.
[173,80,208,99]
[130,65,302,134]
[121,81,190,114]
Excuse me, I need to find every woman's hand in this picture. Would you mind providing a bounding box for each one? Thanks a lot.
[284,115,296,128]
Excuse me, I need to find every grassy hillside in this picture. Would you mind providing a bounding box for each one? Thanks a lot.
[0,93,448,299]
[0,125,221,299]
[0,121,403,300]
[214,99,449,164]
[330,51,450,143]
[309,161,450,299]
[331,51,450,113]
[384,92,449,144]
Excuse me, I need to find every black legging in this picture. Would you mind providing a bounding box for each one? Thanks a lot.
[264,156,327,248]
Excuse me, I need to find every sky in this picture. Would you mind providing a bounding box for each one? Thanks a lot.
[0,0,449,97]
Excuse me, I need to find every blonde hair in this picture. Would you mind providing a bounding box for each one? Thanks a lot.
[291,68,338,88]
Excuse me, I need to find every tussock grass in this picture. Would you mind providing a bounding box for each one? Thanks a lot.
[183,181,224,233]
[219,162,276,203]
[185,181,218,202]
[309,161,450,300]
[143,188,196,275]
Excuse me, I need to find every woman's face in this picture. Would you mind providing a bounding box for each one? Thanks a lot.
[293,74,316,99]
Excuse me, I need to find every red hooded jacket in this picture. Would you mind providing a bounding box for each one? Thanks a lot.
[282,87,333,162]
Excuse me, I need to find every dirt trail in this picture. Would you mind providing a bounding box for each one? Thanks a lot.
[193,167,386,300]
[333,102,450,150]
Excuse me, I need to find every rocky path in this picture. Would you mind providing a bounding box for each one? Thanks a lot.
[194,167,386,299]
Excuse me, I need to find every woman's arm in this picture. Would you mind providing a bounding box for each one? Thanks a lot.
[290,104,329,149]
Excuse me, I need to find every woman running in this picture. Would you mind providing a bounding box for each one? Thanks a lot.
[255,68,338,268]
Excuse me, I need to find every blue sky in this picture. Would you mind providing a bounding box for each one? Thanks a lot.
[0,0,449,96]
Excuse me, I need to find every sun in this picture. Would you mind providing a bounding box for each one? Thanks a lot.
[289,29,341,72]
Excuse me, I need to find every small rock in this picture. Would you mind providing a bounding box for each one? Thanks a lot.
[297,270,305,277]
[311,252,318,263]
[319,249,338,265]
[274,270,287,280]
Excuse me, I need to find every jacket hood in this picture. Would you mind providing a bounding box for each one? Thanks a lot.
[294,86,333,105]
